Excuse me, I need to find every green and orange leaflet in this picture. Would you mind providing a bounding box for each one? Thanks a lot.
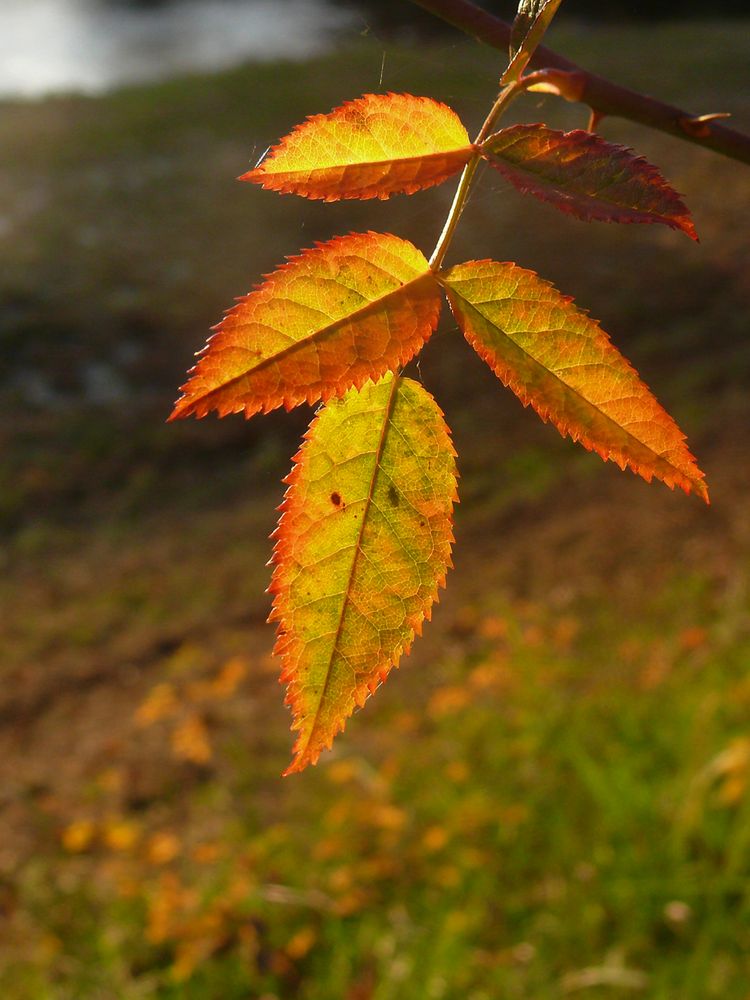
[172,44,707,772]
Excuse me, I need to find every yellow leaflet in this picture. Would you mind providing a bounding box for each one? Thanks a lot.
[269,373,458,774]
[243,93,473,201]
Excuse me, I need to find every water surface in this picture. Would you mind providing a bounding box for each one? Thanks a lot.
[0,0,356,98]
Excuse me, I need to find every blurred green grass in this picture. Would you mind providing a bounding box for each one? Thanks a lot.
[1,18,749,1000]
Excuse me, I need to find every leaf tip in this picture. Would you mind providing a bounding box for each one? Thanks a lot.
[683,219,700,243]
[167,397,190,422]
[694,477,710,505]
[281,755,308,778]
[238,168,261,183]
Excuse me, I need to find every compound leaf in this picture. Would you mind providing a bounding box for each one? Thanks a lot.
[481,124,697,239]
[269,372,458,775]
[441,260,708,501]
[170,233,442,421]
[241,93,474,201]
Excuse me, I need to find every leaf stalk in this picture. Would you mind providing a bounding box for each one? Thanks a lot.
[430,81,523,271]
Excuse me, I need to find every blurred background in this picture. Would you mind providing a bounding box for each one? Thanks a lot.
[1,1,749,997]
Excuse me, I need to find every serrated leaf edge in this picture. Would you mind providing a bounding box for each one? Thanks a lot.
[439,263,709,502]
[480,125,698,240]
[241,92,474,201]
[267,375,459,775]
[169,232,442,421]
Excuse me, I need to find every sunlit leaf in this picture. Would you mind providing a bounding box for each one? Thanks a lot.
[269,372,458,775]
[441,260,708,500]
[169,233,442,421]
[481,125,697,238]
[242,93,474,201]
[503,0,564,83]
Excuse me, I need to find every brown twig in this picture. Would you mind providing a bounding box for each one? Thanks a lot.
[410,0,750,166]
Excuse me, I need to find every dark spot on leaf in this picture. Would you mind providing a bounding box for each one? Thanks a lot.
[388,485,399,506]
[331,492,342,506]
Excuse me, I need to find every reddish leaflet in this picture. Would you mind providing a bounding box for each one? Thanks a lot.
[171,1,708,774]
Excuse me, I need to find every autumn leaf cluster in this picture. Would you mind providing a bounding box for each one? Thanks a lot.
[171,2,707,774]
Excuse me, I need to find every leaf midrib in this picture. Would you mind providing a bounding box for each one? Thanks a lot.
[173,272,435,417]
[444,282,704,494]
[482,129,687,225]
[295,374,402,764]
[255,147,474,178]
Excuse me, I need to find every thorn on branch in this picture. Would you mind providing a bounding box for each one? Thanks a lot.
[679,112,732,139]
